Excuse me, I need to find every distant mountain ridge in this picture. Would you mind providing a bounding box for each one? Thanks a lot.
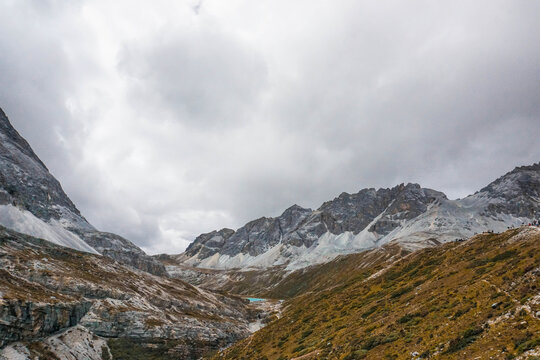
[0,107,165,275]
[179,163,540,270]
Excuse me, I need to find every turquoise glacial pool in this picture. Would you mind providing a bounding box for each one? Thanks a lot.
[247,298,266,302]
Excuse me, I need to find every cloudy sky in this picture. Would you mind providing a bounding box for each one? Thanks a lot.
[1,0,539,254]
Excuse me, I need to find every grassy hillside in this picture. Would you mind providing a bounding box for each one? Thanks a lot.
[213,228,540,360]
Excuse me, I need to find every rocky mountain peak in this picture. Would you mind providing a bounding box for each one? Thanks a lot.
[315,183,446,236]
[0,107,165,275]
[0,107,85,223]
[0,107,47,169]
[184,228,236,258]
[282,204,311,214]
[473,162,540,219]
[279,204,312,227]
[479,162,540,197]
[513,162,540,172]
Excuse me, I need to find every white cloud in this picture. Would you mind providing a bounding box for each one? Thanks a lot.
[0,0,539,254]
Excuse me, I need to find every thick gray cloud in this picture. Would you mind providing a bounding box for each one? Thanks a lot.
[0,0,539,254]
[119,27,268,128]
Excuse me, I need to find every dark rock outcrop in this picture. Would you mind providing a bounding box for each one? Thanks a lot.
[74,230,167,276]
[477,163,540,219]
[0,300,92,348]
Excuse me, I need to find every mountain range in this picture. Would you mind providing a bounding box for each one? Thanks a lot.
[176,164,540,271]
[2,105,538,275]
[0,106,538,359]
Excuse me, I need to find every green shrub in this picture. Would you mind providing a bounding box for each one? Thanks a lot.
[390,286,414,299]
[445,326,484,353]
[398,314,414,324]
[490,250,517,262]
[101,345,111,360]
[344,350,368,359]
[361,305,378,318]
[516,338,540,354]
[361,333,398,350]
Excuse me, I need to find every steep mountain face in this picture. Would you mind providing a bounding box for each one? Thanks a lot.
[185,228,236,260]
[216,227,540,360]
[384,164,540,248]
[72,230,166,276]
[0,107,164,275]
[178,165,539,271]
[0,226,256,359]
[317,185,446,236]
[477,163,540,218]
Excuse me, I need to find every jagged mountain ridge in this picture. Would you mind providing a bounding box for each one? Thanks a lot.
[179,164,540,270]
[0,107,165,275]
[478,163,540,218]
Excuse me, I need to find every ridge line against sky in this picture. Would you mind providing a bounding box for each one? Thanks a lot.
[1,0,539,254]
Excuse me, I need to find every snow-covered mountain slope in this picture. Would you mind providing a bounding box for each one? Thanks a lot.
[0,204,98,254]
[178,164,539,270]
[0,107,165,275]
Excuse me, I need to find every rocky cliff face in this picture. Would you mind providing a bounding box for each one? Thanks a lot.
[0,300,92,348]
[178,164,539,270]
[1,325,112,360]
[0,108,83,224]
[0,226,254,359]
[0,107,165,275]
[476,163,540,218]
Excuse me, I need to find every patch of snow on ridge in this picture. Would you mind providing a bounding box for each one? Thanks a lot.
[380,199,529,246]
[185,228,379,271]
[0,205,99,254]
[185,243,285,270]
[285,230,378,270]
[286,201,395,270]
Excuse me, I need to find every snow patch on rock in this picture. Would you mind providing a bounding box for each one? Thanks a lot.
[0,205,98,254]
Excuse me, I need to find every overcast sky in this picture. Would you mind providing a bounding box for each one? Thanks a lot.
[1,0,539,254]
